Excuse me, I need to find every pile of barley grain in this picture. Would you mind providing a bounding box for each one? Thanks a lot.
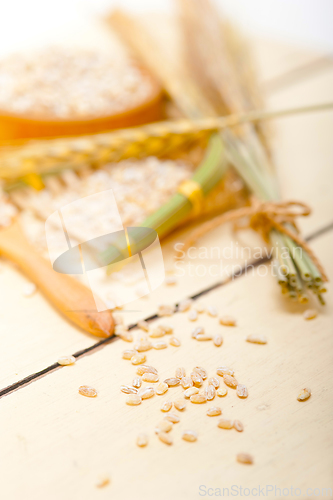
[15,156,193,253]
[0,47,154,118]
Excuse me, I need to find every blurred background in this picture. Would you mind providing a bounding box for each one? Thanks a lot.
[0,0,332,57]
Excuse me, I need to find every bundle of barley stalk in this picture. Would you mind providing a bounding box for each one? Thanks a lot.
[107,1,329,305]
[0,0,330,308]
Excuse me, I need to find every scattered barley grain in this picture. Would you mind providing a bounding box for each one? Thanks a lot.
[155,382,168,395]
[164,378,180,387]
[207,406,222,416]
[161,401,173,412]
[190,394,207,404]
[297,388,311,401]
[126,394,142,405]
[58,355,75,366]
[236,384,248,398]
[236,453,253,464]
[217,418,234,429]
[79,385,97,398]
[136,433,148,447]
[158,432,173,445]
[182,430,197,442]
[131,353,146,365]
[142,373,159,383]
[219,315,236,326]
[234,420,244,432]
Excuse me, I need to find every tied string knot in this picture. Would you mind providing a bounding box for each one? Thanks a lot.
[241,198,310,242]
[178,197,328,282]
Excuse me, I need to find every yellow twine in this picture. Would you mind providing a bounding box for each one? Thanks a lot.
[177,179,204,216]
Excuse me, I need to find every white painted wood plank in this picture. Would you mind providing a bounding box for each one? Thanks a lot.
[0,231,332,500]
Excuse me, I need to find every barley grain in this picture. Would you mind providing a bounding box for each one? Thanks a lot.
[176,367,186,379]
[164,413,180,423]
[234,420,244,432]
[79,385,97,398]
[136,365,158,376]
[236,384,248,398]
[138,387,155,400]
[153,340,168,350]
[164,378,181,387]
[236,453,253,465]
[193,367,208,380]
[170,337,181,347]
[159,325,173,335]
[120,332,133,342]
[204,385,216,401]
[142,373,159,383]
[297,388,311,401]
[180,376,193,389]
[188,310,198,321]
[246,335,267,344]
[174,398,186,411]
[149,327,165,338]
[191,372,203,387]
[96,476,110,488]
[158,304,175,317]
[219,315,236,326]
[178,299,193,312]
[155,382,168,395]
[213,334,223,347]
[158,432,173,445]
[208,377,220,389]
[223,375,238,389]
[136,433,148,447]
[182,430,197,442]
[58,355,75,366]
[217,418,234,429]
[134,340,152,352]
[303,309,317,320]
[137,320,150,332]
[155,420,173,433]
[120,385,138,394]
[165,276,177,286]
[132,377,142,389]
[217,387,228,397]
[207,406,222,416]
[191,326,204,338]
[217,366,235,377]
[126,394,142,405]
[122,349,137,360]
[190,394,207,404]
[161,400,173,412]
[184,387,199,398]
[196,334,213,341]
[131,353,146,365]
[207,305,218,317]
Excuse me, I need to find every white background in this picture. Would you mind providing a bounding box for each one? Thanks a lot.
[0,0,332,57]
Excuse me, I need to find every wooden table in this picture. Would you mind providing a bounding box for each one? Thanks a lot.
[0,18,332,500]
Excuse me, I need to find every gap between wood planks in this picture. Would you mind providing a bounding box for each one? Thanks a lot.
[1,220,332,400]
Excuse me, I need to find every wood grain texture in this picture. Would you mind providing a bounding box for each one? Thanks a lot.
[1,230,332,500]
